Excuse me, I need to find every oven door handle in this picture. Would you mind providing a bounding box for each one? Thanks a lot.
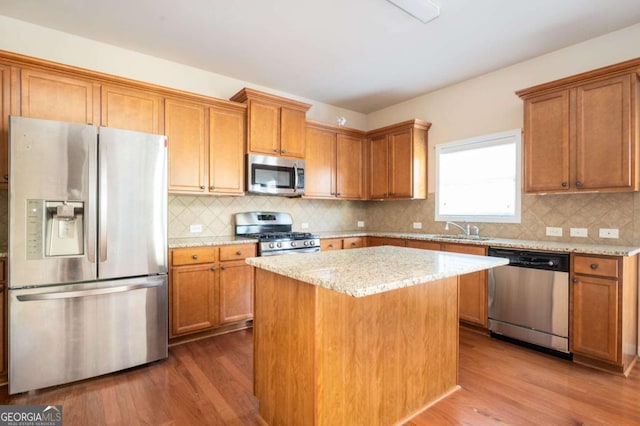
[293,163,299,192]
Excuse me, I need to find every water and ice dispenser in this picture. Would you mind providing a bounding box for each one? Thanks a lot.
[26,199,84,258]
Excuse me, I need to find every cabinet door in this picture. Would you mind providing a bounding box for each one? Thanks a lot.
[165,98,207,193]
[343,237,365,249]
[209,107,245,194]
[388,128,413,198]
[369,134,389,199]
[406,240,441,251]
[170,264,217,336]
[571,275,619,363]
[0,260,5,375]
[248,100,280,155]
[576,75,632,190]
[280,107,306,158]
[219,261,254,324]
[523,91,570,192]
[336,134,365,199]
[320,238,343,251]
[101,85,162,133]
[367,237,406,247]
[443,244,488,327]
[305,127,336,198]
[21,68,100,124]
[0,64,12,184]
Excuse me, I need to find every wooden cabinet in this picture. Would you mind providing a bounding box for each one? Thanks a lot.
[20,68,100,124]
[570,254,638,375]
[367,236,406,247]
[305,121,366,199]
[169,244,255,340]
[406,240,442,251]
[320,237,365,251]
[367,120,430,200]
[101,85,162,133]
[517,61,640,193]
[0,64,17,185]
[0,259,5,377]
[165,98,246,194]
[230,88,310,158]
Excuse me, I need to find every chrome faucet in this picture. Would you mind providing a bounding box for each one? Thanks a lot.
[445,221,480,237]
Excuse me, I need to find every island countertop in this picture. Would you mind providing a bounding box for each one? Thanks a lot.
[246,245,508,297]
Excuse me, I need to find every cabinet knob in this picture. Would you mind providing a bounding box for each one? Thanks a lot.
[210,186,215,191]
[3,174,7,180]
[221,265,226,271]
[281,149,286,154]
[336,192,341,196]
[210,265,216,271]
[192,254,199,260]
[351,242,357,246]
[236,250,242,256]
[590,263,598,270]
[200,185,206,190]
[561,182,568,188]
[575,181,583,188]
[572,278,579,284]
[273,149,278,153]
[328,244,334,248]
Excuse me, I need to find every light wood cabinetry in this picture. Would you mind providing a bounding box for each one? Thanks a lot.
[320,238,343,251]
[169,244,255,340]
[517,59,640,193]
[230,88,310,158]
[366,236,407,247]
[20,68,100,125]
[165,98,246,194]
[406,240,442,251]
[320,237,365,251]
[101,84,162,133]
[0,63,17,185]
[305,121,366,199]
[570,254,638,375]
[367,120,431,200]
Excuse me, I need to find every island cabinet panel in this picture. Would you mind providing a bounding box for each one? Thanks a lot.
[101,85,162,133]
[254,269,459,426]
[367,119,430,200]
[20,68,100,125]
[517,59,640,193]
[570,254,638,375]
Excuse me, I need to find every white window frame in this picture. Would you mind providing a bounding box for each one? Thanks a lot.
[435,128,522,224]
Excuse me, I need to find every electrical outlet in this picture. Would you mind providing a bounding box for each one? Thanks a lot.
[570,228,588,238]
[189,224,203,233]
[599,228,619,239]
[545,227,562,237]
[357,221,365,228]
[412,222,422,229]
[301,222,309,229]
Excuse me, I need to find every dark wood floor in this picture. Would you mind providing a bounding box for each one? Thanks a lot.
[2,328,639,425]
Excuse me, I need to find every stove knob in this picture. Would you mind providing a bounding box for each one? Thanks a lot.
[276,242,282,248]
[304,241,309,246]
[309,240,315,246]
[269,243,275,248]
[291,241,297,247]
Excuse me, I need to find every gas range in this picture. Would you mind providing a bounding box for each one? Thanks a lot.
[235,212,320,256]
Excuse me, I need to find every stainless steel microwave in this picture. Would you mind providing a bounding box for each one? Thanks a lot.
[247,153,305,196]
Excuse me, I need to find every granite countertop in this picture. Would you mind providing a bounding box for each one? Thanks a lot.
[315,231,640,257]
[246,245,508,298]
[168,236,258,248]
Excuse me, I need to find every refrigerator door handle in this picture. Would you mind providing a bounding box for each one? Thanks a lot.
[99,146,108,262]
[16,279,165,301]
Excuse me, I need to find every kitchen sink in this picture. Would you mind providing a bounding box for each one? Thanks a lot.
[430,234,493,241]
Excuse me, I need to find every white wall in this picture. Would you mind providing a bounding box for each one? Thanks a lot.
[367,22,640,193]
[0,15,368,130]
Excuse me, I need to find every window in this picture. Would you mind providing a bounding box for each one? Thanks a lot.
[435,129,521,223]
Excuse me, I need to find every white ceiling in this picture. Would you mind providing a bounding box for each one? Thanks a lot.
[1,0,640,113]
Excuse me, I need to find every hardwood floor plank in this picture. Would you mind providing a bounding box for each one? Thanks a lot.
[0,327,638,425]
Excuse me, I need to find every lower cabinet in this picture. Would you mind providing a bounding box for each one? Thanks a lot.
[571,254,638,375]
[0,258,5,380]
[320,237,365,251]
[366,236,406,247]
[169,244,255,340]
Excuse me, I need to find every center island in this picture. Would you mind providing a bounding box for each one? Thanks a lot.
[246,245,508,425]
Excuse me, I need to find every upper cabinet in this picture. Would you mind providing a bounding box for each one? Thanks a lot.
[0,63,18,185]
[101,85,163,134]
[20,68,100,124]
[230,88,310,158]
[305,121,366,200]
[165,97,246,195]
[367,119,431,200]
[517,59,640,194]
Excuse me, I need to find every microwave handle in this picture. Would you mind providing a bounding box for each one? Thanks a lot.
[293,163,299,192]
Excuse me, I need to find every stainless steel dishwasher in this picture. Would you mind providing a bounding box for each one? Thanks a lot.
[488,247,571,357]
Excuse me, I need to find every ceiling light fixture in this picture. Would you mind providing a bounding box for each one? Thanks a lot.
[386,0,440,24]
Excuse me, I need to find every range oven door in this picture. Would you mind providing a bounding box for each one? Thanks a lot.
[260,247,320,256]
[247,154,305,196]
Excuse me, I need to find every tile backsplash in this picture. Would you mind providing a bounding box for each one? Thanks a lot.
[0,189,637,247]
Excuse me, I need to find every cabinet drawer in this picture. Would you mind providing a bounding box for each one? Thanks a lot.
[573,255,618,278]
[172,247,218,266]
[220,244,257,261]
[343,237,364,249]
[321,238,343,251]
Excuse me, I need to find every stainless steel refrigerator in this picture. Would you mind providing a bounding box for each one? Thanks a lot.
[8,116,168,394]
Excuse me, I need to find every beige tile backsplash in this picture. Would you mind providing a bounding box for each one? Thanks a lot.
[0,188,636,247]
